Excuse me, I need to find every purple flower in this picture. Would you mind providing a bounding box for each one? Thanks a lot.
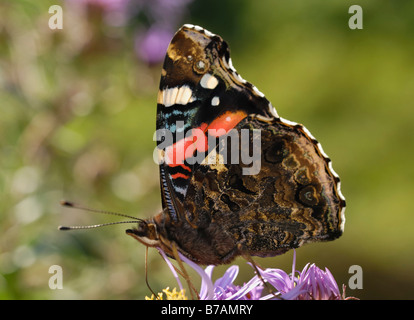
[66,0,195,64]
[202,265,265,300]
[255,251,343,300]
[67,0,130,10]
[294,263,343,300]
[157,248,351,300]
[158,248,264,300]
[133,0,194,64]
[134,27,174,65]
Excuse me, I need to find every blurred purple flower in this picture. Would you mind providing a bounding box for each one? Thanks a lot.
[133,0,194,64]
[135,27,174,65]
[67,0,131,12]
[66,0,194,64]
[158,248,352,300]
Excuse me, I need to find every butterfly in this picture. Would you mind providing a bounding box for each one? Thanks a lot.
[125,24,346,266]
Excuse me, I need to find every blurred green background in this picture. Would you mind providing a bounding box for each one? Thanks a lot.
[1,0,414,300]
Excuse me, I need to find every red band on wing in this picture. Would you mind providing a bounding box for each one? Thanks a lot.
[165,111,247,166]
[167,163,192,172]
[170,172,190,180]
[206,111,247,136]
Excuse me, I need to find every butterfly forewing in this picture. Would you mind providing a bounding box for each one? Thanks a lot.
[156,25,277,217]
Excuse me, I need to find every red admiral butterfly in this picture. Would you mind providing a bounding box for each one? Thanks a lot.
[125,25,346,265]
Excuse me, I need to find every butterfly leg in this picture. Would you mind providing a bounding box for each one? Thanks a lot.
[238,244,281,299]
[144,246,159,299]
[170,242,199,300]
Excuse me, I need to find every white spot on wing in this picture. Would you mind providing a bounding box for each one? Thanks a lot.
[182,86,193,104]
[268,103,279,118]
[226,58,247,83]
[340,206,346,231]
[200,73,219,89]
[183,24,216,37]
[279,117,298,127]
[175,87,184,105]
[233,71,247,84]
[317,142,329,159]
[203,28,216,37]
[175,85,193,105]
[302,125,316,141]
[163,87,178,107]
[252,85,265,98]
[336,181,346,202]
[211,96,220,106]
[223,57,230,69]
[328,161,339,179]
[160,85,194,107]
[228,58,236,71]
[157,90,163,105]
[256,114,274,122]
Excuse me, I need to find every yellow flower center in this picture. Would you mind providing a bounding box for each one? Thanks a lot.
[145,287,188,300]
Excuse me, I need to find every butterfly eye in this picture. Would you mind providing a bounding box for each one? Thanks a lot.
[193,59,209,74]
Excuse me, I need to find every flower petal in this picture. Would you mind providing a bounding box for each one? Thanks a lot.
[214,265,239,289]
[177,252,215,300]
[226,274,263,300]
[158,248,183,291]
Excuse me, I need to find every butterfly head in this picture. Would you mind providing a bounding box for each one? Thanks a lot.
[126,219,161,248]
[125,213,177,258]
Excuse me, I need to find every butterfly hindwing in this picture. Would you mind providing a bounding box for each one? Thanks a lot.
[184,115,345,258]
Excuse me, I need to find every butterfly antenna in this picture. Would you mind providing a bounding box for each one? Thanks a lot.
[58,200,145,231]
[58,220,142,231]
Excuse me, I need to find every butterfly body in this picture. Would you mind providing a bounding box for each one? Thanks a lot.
[126,25,345,265]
